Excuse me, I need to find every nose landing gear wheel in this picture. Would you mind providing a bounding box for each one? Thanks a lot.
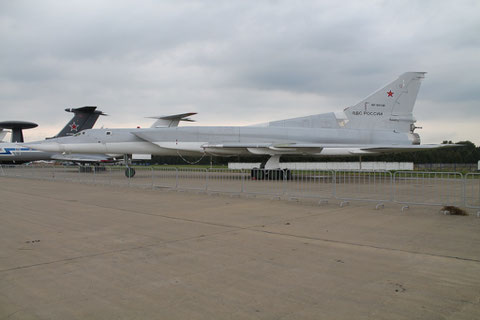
[125,167,136,178]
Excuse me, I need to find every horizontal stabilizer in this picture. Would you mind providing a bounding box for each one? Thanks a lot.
[148,112,197,128]
[65,106,108,116]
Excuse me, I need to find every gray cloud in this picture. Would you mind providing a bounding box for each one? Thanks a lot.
[1,0,479,144]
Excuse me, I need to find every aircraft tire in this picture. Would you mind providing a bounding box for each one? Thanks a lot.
[79,166,93,173]
[264,169,283,181]
[125,167,136,178]
[251,168,264,180]
[94,166,106,173]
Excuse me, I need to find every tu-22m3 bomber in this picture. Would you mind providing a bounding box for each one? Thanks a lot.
[28,72,457,178]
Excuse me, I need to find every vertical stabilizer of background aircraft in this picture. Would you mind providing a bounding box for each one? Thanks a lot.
[51,106,107,138]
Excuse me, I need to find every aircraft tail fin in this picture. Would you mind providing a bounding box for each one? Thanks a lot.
[0,129,7,142]
[344,72,426,133]
[51,106,107,138]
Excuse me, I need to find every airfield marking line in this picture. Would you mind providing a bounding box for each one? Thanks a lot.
[1,181,346,230]
[0,185,240,229]
[0,227,242,274]
[0,202,335,273]
[3,215,479,274]
[252,229,480,264]
[1,310,22,320]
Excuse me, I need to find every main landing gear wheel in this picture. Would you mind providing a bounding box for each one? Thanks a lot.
[251,168,265,180]
[251,168,291,180]
[125,167,136,178]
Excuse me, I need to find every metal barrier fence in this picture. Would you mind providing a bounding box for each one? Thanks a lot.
[465,173,480,211]
[1,165,479,211]
[393,171,464,207]
[286,170,334,200]
[206,168,245,194]
[334,170,392,204]
[152,167,178,189]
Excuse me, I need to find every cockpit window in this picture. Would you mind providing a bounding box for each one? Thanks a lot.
[106,131,112,136]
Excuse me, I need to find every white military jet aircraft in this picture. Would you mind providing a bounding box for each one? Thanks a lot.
[28,72,456,176]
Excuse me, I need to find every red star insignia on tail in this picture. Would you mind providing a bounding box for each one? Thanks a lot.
[387,90,394,97]
[69,122,78,131]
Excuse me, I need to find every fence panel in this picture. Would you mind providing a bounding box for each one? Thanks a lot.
[152,167,178,189]
[393,171,464,206]
[2,165,18,178]
[465,173,480,210]
[334,170,392,202]
[2,165,476,210]
[109,167,132,187]
[176,168,207,191]
[0,165,16,178]
[90,166,112,185]
[54,165,77,182]
[73,166,96,184]
[125,167,153,189]
[242,169,285,197]
[19,165,57,181]
[206,168,245,194]
[284,170,335,200]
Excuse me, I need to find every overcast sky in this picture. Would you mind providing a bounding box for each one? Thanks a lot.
[1,0,479,144]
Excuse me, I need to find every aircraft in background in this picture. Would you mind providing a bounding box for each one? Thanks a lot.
[28,72,458,177]
[0,129,6,142]
[0,106,109,163]
[0,120,38,143]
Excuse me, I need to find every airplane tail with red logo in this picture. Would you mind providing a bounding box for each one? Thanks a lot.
[50,106,106,138]
[343,72,425,133]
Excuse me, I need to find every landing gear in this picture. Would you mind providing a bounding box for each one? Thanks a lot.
[94,165,106,172]
[251,167,264,180]
[79,165,93,173]
[251,168,291,180]
[123,154,135,178]
[125,167,136,178]
[78,164,106,173]
[250,155,291,180]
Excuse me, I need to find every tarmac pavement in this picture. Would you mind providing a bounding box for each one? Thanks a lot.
[1,177,479,319]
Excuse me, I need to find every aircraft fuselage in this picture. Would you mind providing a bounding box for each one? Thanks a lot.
[32,126,418,157]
